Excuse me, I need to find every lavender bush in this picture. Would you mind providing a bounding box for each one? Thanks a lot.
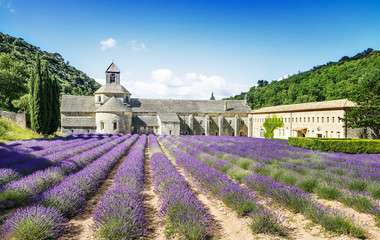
[149,135,212,239]
[92,135,147,239]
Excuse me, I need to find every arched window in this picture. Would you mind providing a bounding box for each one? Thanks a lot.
[113,122,118,130]
[231,131,235,136]
[215,131,218,135]
[110,74,115,83]
[100,121,104,130]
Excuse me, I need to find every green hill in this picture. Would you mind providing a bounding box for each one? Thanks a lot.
[0,32,101,111]
[0,118,43,142]
[226,48,380,109]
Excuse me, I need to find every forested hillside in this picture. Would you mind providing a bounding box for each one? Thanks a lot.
[227,49,379,109]
[0,32,101,111]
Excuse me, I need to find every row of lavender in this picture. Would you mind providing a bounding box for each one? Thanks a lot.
[177,135,380,225]
[0,134,131,207]
[1,134,138,239]
[164,135,366,238]
[0,133,122,188]
[158,136,287,236]
[148,134,212,239]
[91,134,147,239]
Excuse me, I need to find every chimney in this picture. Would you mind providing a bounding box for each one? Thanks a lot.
[224,100,228,111]
[244,94,248,106]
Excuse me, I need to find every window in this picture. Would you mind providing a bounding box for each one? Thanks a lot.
[304,117,306,122]
[110,74,116,83]
[209,120,212,124]
[331,131,334,138]
[215,131,218,135]
[317,117,319,123]
[169,130,172,135]
[241,120,244,125]
[296,118,298,123]
[327,117,329,123]
[325,131,328,138]
[282,129,285,136]
[312,117,314,122]
[185,131,188,135]
[292,118,294,122]
[337,132,341,138]
[308,117,310,122]
[299,117,301,123]
[229,120,232,124]
[200,120,203,124]
[322,117,324,123]
[231,131,235,136]
[98,96,101,102]
[332,117,335,123]
[100,122,104,130]
[113,122,117,130]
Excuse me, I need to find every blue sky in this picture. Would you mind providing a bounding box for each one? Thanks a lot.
[1,0,380,99]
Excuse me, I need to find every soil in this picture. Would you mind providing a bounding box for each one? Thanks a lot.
[59,155,128,240]
[160,144,258,240]
[141,144,166,240]
[314,194,380,240]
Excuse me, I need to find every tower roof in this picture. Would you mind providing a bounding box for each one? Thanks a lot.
[106,62,120,73]
[96,97,130,112]
[94,83,131,95]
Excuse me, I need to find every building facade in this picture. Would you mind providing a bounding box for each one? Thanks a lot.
[60,63,251,136]
[248,99,360,139]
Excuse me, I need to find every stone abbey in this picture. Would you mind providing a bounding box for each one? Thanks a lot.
[60,62,360,138]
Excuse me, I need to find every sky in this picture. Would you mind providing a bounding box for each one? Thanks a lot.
[1,0,380,100]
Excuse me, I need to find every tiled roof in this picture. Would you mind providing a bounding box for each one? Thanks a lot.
[252,99,357,114]
[96,97,130,112]
[158,112,180,123]
[132,115,159,127]
[60,96,251,114]
[61,115,96,127]
[130,99,251,113]
[94,83,131,95]
[61,95,96,113]
[106,62,120,73]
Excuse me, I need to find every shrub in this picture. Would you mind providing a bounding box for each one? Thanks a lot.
[288,137,380,154]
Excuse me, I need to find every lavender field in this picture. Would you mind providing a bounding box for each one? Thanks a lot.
[0,133,379,239]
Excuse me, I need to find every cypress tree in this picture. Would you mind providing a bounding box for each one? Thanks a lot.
[42,63,52,134]
[49,75,60,134]
[30,54,43,133]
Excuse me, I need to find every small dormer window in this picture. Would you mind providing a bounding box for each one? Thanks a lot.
[110,74,115,83]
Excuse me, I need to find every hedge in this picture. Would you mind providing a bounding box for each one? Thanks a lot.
[288,137,380,154]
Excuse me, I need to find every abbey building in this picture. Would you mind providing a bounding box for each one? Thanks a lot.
[60,63,252,136]
[60,62,361,138]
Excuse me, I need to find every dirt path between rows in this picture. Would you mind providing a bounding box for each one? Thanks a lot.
[314,194,380,240]
[141,144,166,240]
[160,143,262,240]
[59,155,128,240]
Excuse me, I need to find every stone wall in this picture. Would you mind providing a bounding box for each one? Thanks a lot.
[0,110,27,128]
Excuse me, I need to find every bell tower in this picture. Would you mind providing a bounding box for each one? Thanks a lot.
[105,62,120,84]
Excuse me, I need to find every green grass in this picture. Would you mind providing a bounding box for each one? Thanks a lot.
[0,118,43,142]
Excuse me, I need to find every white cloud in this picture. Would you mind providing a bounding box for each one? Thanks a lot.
[123,69,249,100]
[278,74,292,81]
[100,38,117,51]
[0,0,15,13]
[128,39,149,51]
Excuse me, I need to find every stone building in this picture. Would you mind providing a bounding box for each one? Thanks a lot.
[60,63,252,135]
[248,99,360,139]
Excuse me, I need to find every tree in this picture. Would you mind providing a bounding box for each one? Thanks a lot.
[0,53,28,111]
[49,75,60,134]
[257,80,269,88]
[341,69,380,139]
[11,94,30,113]
[30,53,44,133]
[263,114,284,139]
[30,54,60,135]
[210,92,215,100]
